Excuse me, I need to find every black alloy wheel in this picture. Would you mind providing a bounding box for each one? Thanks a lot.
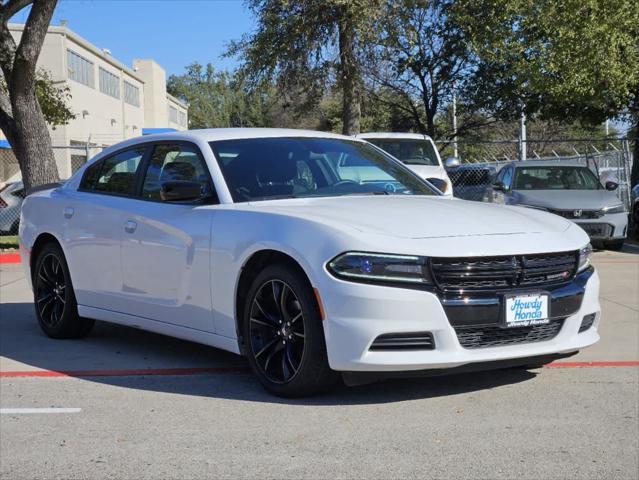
[35,253,67,329]
[33,242,94,339]
[243,263,338,397]
[249,279,305,384]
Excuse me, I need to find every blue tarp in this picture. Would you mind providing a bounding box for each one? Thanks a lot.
[0,139,10,148]
[142,128,178,135]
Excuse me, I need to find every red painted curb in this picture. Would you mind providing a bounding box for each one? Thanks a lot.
[1,362,637,378]
[546,361,639,368]
[0,252,20,264]
[0,366,249,378]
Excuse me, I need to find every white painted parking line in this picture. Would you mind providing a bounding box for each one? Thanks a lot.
[0,407,81,414]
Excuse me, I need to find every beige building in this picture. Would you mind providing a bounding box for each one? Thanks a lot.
[0,23,188,179]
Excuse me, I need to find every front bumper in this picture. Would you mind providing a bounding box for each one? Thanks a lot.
[321,268,600,372]
[573,212,628,240]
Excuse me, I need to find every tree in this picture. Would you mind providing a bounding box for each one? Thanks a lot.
[226,0,383,136]
[458,0,639,183]
[0,0,61,190]
[167,62,274,129]
[1,68,74,126]
[365,0,478,139]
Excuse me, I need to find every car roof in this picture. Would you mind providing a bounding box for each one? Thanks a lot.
[508,160,588,168]
[356,132,434,141]
[95,128,364,158]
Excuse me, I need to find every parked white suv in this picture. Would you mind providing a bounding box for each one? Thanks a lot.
[356,132,454,195]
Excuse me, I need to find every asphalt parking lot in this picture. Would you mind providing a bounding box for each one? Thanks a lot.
[1,244,638,479]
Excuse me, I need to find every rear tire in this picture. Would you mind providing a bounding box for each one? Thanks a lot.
[33,242,94,339]
[242,263,338,397]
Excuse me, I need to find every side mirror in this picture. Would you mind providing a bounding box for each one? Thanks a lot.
[160,181,205,202]
[492,180,506,192]
[444,157,461,169]
[605,181,618,191]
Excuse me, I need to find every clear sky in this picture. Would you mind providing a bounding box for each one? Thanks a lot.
[10,0,254,76]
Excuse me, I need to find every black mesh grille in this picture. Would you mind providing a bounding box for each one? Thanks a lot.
[454,319,564,349]
[370,332,435,351]
[578,223,614,238]
[430,251,578,293]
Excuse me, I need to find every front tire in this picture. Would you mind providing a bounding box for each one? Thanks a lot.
[242,264,338,397]
[33,242,94,339]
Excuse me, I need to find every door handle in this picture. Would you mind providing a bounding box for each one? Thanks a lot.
[63,207,74,219]
[124,220,137,234]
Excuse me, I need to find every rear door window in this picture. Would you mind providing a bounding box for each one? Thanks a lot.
[80,147,146,196]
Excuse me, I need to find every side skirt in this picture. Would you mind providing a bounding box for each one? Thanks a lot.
[78,305,242,355]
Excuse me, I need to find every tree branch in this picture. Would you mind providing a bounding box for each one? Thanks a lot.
[0,19,17,79]
[1,0,33,20]
[10,0,57,96]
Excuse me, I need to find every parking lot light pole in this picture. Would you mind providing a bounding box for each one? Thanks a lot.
[452,88,458,159]
[519,111,527,161]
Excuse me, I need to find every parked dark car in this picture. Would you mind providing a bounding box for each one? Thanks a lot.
[447,164,497,201]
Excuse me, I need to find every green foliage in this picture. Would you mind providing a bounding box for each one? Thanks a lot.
[1,69,74,126]
[226,0,384,133]
[367,0,473,137]
[167,63,275,129]
[458,0,639,124]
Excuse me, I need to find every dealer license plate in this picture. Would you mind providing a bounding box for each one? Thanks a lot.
[504,293,549,327]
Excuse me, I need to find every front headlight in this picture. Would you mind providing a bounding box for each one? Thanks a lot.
[327,252,433,285]
[578,244,593,272]
[602,204,626,215]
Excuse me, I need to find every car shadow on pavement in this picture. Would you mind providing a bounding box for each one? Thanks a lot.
[1,301,538,405]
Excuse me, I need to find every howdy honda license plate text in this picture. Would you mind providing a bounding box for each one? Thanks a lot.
[504,293,550,327]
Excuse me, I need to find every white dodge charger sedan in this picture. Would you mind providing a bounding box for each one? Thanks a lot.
[20,129,600,396]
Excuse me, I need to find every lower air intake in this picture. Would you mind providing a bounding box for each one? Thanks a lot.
[455,319,564,349]
[579,313,596,333]
[369,332,435,351]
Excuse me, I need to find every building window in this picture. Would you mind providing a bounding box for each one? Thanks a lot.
[124,81,140,107]
[67,50,94,87]
[178,110,186,127]
[169,105,178,123]
[99,67,120,99]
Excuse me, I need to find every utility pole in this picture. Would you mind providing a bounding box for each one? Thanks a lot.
[604,119,609,137]
[519,111,527,161]
[452,87,458,158]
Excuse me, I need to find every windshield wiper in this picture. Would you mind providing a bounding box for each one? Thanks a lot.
[339,191,390,196]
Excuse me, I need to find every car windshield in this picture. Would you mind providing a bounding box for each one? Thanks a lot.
[365,138,439,166]
[513,166,601,190]
[209,137,436,202]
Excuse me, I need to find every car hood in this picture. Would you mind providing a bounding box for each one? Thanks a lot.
[243,195,572,239]
[513,189,621,210]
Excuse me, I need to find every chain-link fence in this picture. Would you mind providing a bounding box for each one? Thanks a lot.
[0,138,635,238]
[437,138,634,211]
[1,145,104,236]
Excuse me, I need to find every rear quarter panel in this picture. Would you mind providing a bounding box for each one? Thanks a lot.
[19,188,68,289]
